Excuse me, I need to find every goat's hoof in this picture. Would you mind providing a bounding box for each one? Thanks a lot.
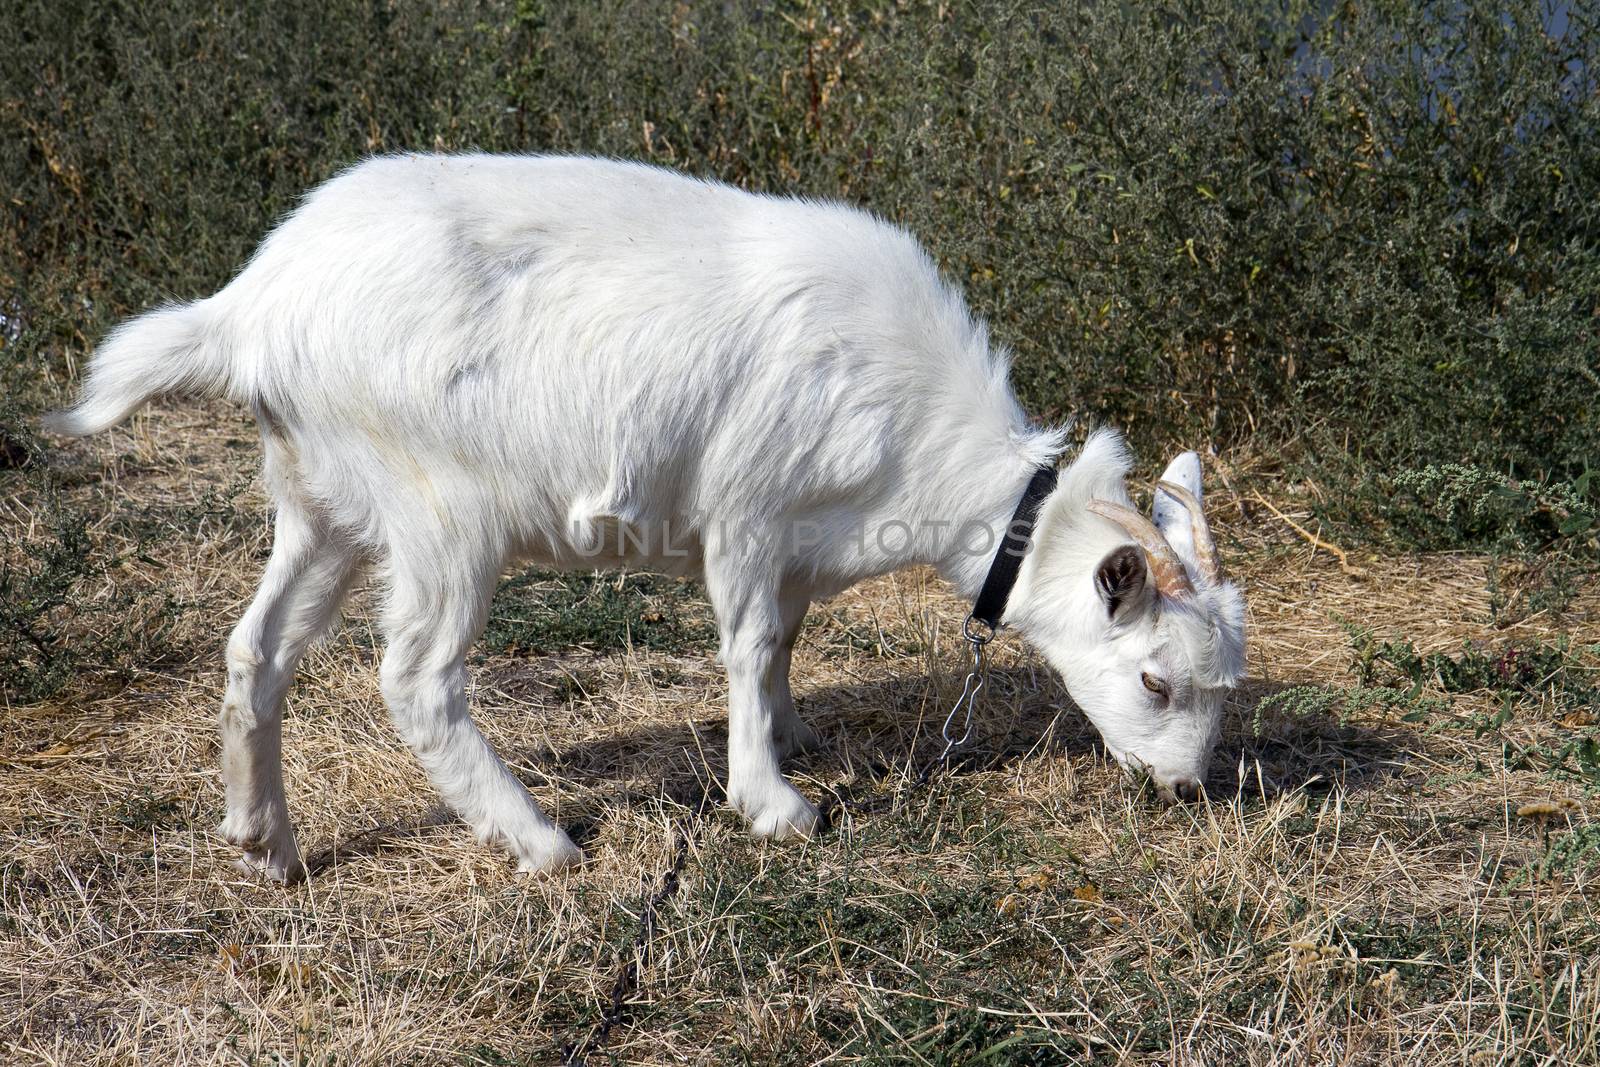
[233,848,307,885]
[739,785,821,842]
[221,817,305,884]
[513,833,583,875]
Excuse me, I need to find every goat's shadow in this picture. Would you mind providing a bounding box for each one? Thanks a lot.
[302,806,457,876]
[305,665,1421,872]
[549,670,1418,833]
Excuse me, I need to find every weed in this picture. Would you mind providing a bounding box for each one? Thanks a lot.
[1376,462,1600,613]
[1388,464,1599,553]
[109,788,183,833]
[1540,823,1600,883]
[1336,623,1600,879]
[1255,683,1444,731]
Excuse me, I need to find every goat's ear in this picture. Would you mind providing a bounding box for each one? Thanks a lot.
[1094,544,1149,621]
[1153,451,1203,565]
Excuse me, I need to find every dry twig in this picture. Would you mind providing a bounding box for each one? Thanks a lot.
[1251,490,1367,577]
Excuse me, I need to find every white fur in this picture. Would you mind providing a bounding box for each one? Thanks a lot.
[52,154,1245,880]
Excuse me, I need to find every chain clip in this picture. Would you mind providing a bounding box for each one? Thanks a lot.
[939,614,993,764]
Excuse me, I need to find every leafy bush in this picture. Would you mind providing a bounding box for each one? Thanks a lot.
[4,0,1595,480]
[1386,463,1598,552]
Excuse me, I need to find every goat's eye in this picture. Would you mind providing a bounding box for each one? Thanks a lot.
[1141,672,1168,697]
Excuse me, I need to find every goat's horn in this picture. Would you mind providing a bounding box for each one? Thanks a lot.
[1086,499,1194,598]
[1156,480,1222,587]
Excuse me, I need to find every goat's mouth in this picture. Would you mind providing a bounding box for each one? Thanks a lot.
[1138,773,1207,806]
[1107,751,1208,805]
[1159,776,1206,804]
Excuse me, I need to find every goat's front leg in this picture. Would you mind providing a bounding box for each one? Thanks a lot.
[710,570,821,840]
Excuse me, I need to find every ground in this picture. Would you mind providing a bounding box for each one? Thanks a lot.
[3,401,1598,1065]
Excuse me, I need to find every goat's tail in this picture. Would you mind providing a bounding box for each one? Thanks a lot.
[45,301,232,436]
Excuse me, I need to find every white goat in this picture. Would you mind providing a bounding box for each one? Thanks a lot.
[51,154,1246,882]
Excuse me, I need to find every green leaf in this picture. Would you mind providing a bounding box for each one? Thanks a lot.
[1558,514,1593,536]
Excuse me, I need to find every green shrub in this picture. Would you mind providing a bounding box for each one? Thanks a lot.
[1385,463,1598,552]
[6,0,1595,483]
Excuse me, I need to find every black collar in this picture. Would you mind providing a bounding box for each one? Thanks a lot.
[968,463,1059,633]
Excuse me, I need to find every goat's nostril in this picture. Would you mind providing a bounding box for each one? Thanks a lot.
[1171,778,1203,804]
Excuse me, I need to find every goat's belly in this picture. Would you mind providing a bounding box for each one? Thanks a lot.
[517,517,710,578]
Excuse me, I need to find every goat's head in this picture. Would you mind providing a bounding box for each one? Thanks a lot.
[1009,431,1246,801]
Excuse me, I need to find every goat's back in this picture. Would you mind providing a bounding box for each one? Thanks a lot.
[76,155,1028,567]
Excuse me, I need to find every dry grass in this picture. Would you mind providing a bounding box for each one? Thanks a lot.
[4,402,1600,1065]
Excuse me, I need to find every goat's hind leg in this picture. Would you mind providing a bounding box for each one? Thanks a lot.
[220,503,358,883]
[378,553,580,874]
[771,591,820,760]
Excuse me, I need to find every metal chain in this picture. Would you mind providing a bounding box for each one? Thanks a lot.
[563,620,993,1064]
